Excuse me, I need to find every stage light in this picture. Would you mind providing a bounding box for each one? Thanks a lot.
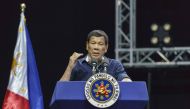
[163,36,171,44]
[150,36,159,45]
[163,23,171,31]
[150,23,172,47]
[150,23,159,32]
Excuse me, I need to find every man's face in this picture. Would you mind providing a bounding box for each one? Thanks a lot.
[86,36,108,61]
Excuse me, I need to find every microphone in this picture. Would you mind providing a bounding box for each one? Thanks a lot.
[102,62,108,73]
[91,59,97,74]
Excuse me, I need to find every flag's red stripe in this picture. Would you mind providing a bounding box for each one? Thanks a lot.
[2,90,29,109]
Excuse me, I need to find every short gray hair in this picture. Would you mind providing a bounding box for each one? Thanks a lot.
[87,30,109,45]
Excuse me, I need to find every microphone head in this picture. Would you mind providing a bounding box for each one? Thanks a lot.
[103,62,108,67]
[91,58,98,67]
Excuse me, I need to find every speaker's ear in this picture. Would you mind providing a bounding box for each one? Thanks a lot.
[104,44,108,53]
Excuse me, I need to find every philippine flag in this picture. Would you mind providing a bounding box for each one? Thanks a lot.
[2,6,44,109]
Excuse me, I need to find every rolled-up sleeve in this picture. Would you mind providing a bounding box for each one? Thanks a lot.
[113,60,130,81]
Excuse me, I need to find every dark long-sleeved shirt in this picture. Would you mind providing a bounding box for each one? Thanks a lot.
[70,56,130,81]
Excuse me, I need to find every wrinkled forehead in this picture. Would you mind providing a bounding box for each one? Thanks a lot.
[89,36,105,41]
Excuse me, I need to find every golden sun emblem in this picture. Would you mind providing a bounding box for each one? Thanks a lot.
[11,52,23,76]
[93,81,111,100]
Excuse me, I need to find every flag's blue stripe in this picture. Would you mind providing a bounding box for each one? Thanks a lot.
[25,25,44,109]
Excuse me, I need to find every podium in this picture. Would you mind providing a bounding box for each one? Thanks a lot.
[50,81,149,109]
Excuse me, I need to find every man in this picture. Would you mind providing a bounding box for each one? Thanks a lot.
[60,30,132,82]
